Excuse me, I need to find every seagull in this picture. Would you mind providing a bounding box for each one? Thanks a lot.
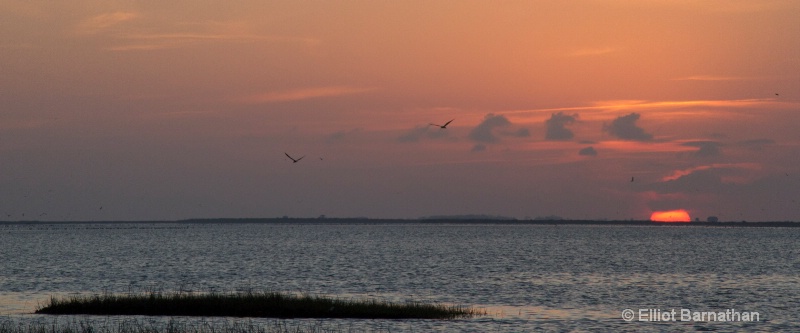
[285,153,305,163]
[429,119,454,129]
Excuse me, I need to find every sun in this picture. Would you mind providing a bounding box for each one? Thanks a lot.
[650,210,691,222]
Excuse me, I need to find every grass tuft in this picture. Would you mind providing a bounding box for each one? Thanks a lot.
[1,317,368,333]
[35,291,483,320]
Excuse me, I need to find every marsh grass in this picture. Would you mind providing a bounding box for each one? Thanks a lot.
[0,317,371,333]
[35,291,483,320]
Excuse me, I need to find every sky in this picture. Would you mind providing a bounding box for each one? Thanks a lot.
[1,1,799,222]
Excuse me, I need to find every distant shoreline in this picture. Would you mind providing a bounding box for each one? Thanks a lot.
[1,218,799,227]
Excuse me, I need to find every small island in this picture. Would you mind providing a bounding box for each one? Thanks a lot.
[35,291,483,320]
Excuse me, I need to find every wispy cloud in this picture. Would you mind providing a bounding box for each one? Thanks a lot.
[661,163,761,182]
[672,75,747,81]
[74,15,321,51]
[0,43,36,49]
[681,141,723,157]
[325,128,363,143]
[505,99,785,119]
[120,32,318,44]
[568,47,616,57]
[235,86,375,104]
[105,44,170,51]
[736,139,775,150]
[105,32,320,51]
[397,126,450,143]
[75,12,138,34]
[700,1,783,13]
[590,99,776,111]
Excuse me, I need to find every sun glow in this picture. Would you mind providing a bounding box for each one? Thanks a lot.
[650,210,691,222]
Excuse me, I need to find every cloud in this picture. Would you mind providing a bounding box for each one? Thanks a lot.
[468,114,511,143]
[603,113,653,141]
[536,99,774,113]
[643,168,797,221]
[75,12,138,34]
[107,32,318,51]
[397,126,449,143]
[325,128,362,143]
[235,86,374,104]
[660,163,761,182]
[682,141,722,157]
[468,113,529,144]
[568,47,616,57]
[671,75,746,81]
[578,146,597,156]
[737,139,775,150]
[97,19,320,51]
[0,43,36,49]
[471,144,487,152]
[119,32,319,44]
[545,112,578,140]
[648,169,728,195]
[105,44,170,51]
[506,128,531,138]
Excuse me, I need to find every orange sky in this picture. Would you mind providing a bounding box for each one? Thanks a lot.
[1,1,799,221]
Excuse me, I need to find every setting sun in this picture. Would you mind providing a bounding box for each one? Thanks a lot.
[650,210,691,222]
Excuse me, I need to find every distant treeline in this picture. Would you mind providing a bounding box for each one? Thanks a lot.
[2,218,800,227]
[180,218,800,227]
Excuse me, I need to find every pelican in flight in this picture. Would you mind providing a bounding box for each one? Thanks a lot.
[430,119,454,129]
[285,153,305,163]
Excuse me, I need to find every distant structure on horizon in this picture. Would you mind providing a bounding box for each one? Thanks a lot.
[532,215,565,221]
[707,216,719,223]
[419,214,517,220]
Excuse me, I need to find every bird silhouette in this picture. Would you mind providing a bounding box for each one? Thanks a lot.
[285,153,305,163]
[429,119,454,129]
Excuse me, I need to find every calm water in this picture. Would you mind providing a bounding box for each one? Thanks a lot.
[1,222,799,332]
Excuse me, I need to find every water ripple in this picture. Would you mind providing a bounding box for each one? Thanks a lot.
[1,223,798,331]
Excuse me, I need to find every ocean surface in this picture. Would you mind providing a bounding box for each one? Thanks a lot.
[1,222,798,332]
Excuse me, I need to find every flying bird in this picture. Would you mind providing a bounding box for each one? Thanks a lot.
[285,153,305,163]
[429,119,454,129]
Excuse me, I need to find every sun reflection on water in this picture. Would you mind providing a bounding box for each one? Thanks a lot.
[480,304,613,321]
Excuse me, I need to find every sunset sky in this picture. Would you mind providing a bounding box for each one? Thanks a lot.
[2,1,799,221]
